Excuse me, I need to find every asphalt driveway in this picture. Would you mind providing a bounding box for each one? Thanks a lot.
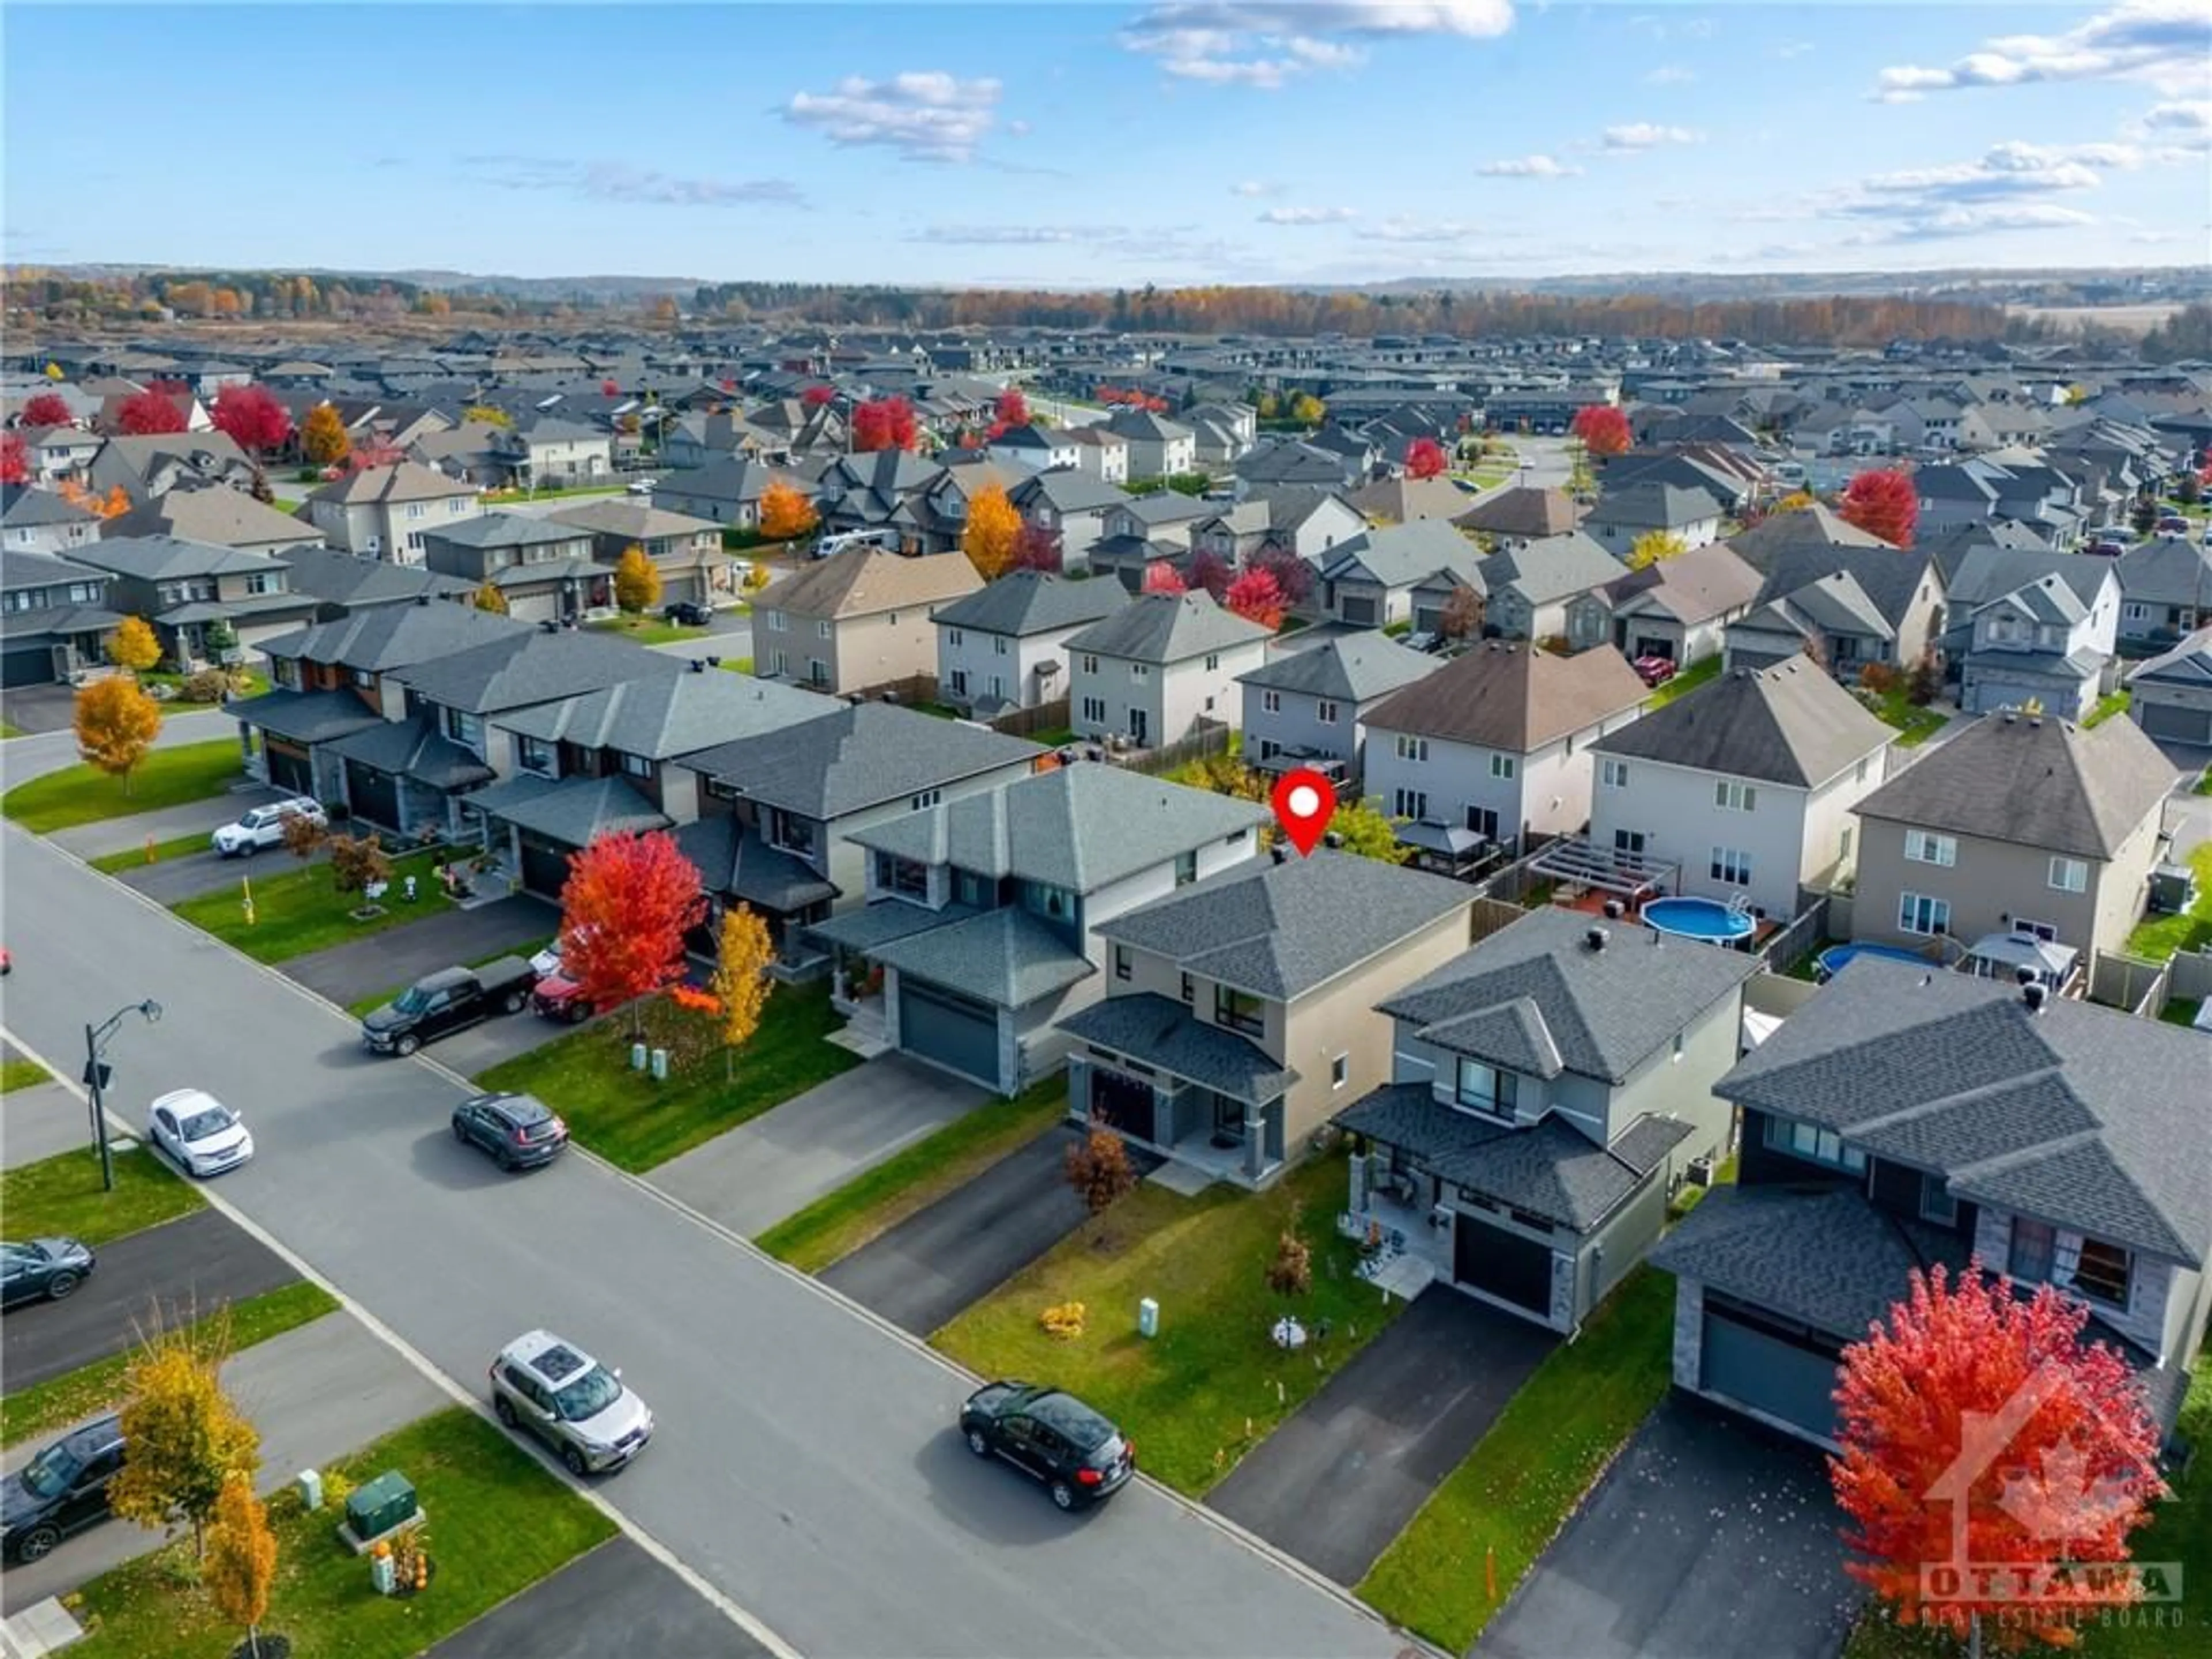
[651,1052,985,1239]
[280,894,558,1005]
[822,1124,1159,1336]
[117,842,330,904]
[1481,1395,1858,1659]
[1207,1289,1556,1586]
[427,1535,755,1659]
[1,1207,300,1387]
[51,786,281,862]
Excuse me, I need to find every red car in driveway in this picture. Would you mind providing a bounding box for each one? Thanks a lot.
[531,972,610,1024]
[1633,655,1679,688]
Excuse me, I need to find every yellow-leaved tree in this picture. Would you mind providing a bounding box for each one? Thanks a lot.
[461,403,514,429]
[74,675,162,794]
[710,904,775,1082]
[105,614,162,675]
[1626,530,1687,571]
[204,1473,279,1659]
[1768,490,1817,516]
[300,403,350,467]
[759,479,819,543]
[614,545,662,613]
[109,1315,261,1558]
[472,579,509,614]
[963,483,1022,580]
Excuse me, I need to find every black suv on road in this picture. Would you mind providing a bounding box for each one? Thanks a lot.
[664,601,713,627]
[959,1382,1134,1510]
[2,1415,124,1562]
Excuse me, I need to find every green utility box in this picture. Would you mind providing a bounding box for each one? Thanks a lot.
[346,1471,418,1542]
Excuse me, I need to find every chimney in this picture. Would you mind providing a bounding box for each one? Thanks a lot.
[1270,844,1288,865]
[1584,925,1608,952]
[2022,982,2048,1013]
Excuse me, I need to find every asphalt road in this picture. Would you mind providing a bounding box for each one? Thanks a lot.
[1,1207,299,1388]
[0,819,1405,1658]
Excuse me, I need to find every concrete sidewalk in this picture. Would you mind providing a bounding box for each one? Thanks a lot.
[50,786,280,863]
[1,1077,85,1172]
[279,895,558,1006]
[649,1053,982,1238]
[0,1310,446,1605]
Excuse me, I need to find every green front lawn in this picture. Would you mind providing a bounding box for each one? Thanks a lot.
[2123,843,2212,961]
[271,497,302,513]
[1872,689,1948,747]
[0,1145,205,1247]
[1,722,23,739]
[67,1407,617,1659]
[2083,688,2132,728]
[1358,1269,1675,1652]
[933,1154,1403,1497]
[589,616,711,647]
[473,981,858,1171]
[1,1281,339,1448]
[2,738,244,834]
[1647,656,1721,707]
[90,831,211,874]
[718,657,757,675]
[171,847,456,963]
[1,1056,51,1093]
[757,1079,1068,1271]
[1028,725,1077,748]
[143,668,272,708]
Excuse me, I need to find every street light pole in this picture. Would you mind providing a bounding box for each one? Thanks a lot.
[83,999,162,1192]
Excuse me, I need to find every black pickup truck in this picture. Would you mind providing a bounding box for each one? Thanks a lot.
[361,957,539,1058]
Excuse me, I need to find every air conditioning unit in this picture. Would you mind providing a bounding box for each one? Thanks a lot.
[1685,1156,1717,1189]
[363,535,381,556]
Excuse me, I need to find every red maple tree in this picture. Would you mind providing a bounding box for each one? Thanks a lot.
[1185,549,1232,601]
[21,392,72,428]
[0,434,26,486]
[1839,467,1919,548]
[1569,404,1632,458]
[1011,523,1063,574]
[1404,437,1448,479]
[1142,564,1187,595]
[210,384,293,454]
[852,396,918,453]
[556,830,706,1035]
[116,390,188,436]
[995,388,1029,429]
[1224,567,1286,630]
[1833,1263,2165,1651]
[345,441,408,474]
[1251,545,1315,605]
[801,385,834,408]
[601,378,620,397]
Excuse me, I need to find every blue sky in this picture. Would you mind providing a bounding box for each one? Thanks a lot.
[5,2,2208,285]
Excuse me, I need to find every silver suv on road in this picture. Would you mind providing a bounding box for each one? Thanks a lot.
[488,1330,653,1475]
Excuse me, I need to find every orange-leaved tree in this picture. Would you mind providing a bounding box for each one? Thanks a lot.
[74,675,162,794]
[613,545,661,613]
[1839,468,1918,548]
[963,483,1022,580]
[1832,1263,2165,1652]
[204,1473,279,1659]
[759,479,818,542]
[105,615,162,675]
[1569,404,1632,457]
[300,403,350,467]
[558,829,705,1036]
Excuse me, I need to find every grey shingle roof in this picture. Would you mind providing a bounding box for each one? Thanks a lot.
[260,599,530,671]
[1233,631,1441,701]
[1715,957,2212,1264]
[1851,710,2176,861]
[810,899,979,953]
[1604,541,1763,624]
[1362,639,1649,753]
[1592,658,1892,787]
[0,486,98,530]
[1477,532,1624,608]
[849,762,1268,892]
[1062,591,1271,664]
[929,570,1127,637]
[497,670,840,761]
[325,715,494,789]
[1319,520,1483,591]
[220,688,387,745]
[1058,993,1300,1105]
[418,512,592,551]
[1096,849,1471,1000]
[472,774,668,847]
[271,547,475,610]
[870,908,1095,1009]
[679,702,1042,820]
[673,815,839,911]
[1377,906,1756,1083]
[69,534,278,581]
[390,628,681,715]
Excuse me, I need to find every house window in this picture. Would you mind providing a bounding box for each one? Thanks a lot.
[994,636,1009,657]
[1898,892,1950,935]
[949,669,968,696]
[987,674,1005,699]
[2048,857,2088,893]
[767,809,817,858]
[1710,846,1752,885]
[2070,1237,2133,1308]
[1317,699,1340,724]
[1394,734,1428,762]
[620,752,652,778]
[518,736,556,777]
[1331,1053,1349,1090]
[1489,753,1515,780]
[244,571,277,596]
[765,611,786,632]
[1205,653,1219,671]
[771,650,789,676]
[816,619,831,640]
[2008,1217,2055,1282]
[1180,972,1193,1005]
[441,707,482,749]
[1131,663,1150,679]
[1113,945,1131,982]
[1453,1059,1517,1119]
[1466,806,1499,840]
[1761,1113,1867,1173]
[1904,830,1957,866]
[1081,696,1107,724]
[1214,984,1265,1035]
[1023,881,1075,922]
[955,870,993,908]
[910,789,941,810]
[875,853,928,900]
[407,502,426,520]
[1081,654,1099,674]
[948,628,964,648]
[1921,1173,1957,1226]
[1393,787,1428,821]
[1175,850,1198,887]
[1715,779,1756,812]
[1261,690,1282,714]
[806,659,829,687]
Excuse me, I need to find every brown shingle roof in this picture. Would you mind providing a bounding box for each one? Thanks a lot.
[309,460,478,506]
[1361,640,1649,752]
[756,545,982,619]
[1453,484,1582,538]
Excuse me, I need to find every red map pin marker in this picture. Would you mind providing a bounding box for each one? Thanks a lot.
[1270,767,1336,858]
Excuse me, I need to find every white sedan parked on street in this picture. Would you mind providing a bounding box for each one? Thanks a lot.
[147,1089,255,1178]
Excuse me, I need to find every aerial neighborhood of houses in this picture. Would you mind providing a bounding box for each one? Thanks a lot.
[5,301,2212,1659]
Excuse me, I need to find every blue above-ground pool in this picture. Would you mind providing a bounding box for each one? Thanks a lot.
[1642,896,1756,944]
[1814,942,1931,982]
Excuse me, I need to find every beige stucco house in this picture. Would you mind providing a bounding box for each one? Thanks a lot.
[305,461,484,562]
[752,544,982,694]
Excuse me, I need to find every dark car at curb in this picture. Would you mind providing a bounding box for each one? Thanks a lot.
[361,957,538,1057]
[2,1237,97,1308]
[2,1416,124,1563]
[960,1382,1134,1510]
[452,1092,569,1171]
[664,600,713,627]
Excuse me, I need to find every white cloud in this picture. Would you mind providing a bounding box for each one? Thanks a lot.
[1257,204,1358,224]
[1229,179,1283,196]
[1478,153,1582,176]
[1774,40,1815,59]
[910,225,1097,245]
[1601,122,1699,149]
[2135,97,2212,146]
[1874,0,2212,103]
[459,156,805,208]
[1645,65,1696,85]
[782,71,1002,162]
[1858,141,2139,201]
[1123,1,1512,88]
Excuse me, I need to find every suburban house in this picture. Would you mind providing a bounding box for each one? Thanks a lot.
[305,461,484,562]
[1236,631,1441,781]
[65,534,319,666]
[752,543,982,695]
[1588,659,1893,922]
[1336,906,1758,1328]
[2128,624,2212,749]
[1103,408,1198,479]
[88,433,259,505]
[814,449,941,555]
[1237,437,1362,491]
[1318,520,1484,629]
[1479,532,1627,648]
[912,459,1034,558]
[1183,402,1258,469]
[1652,960,2210,1447]
[1190,488,1365,571]
[1454,484,1584,548]
[487,415,613,490]
[1847,709,2177,982]
[16,426,104,488]
[1061,425,1130,484]
[1578,541,1764,666]
[546,498,728,608]
[1059,850,1477,1186]
[811,764,1271,1092]
[647,457,805,533]
[931,569,1126,716]
[660,410,772,470]
[1346,474,1471,526]
[274,546,474,620]
[0,548,122,687]
[1724,544,1946,684]
[1949,556,2120,721]
[107,483,326,556]
[984,423,1079,474]
[1722,502,1891,578]
[1584,483,1726,555]
[1,485,101,558]
[418,513,612,625]
[676,704,1046,961]
[2116,535,2212,652]
[1007,469,1133,574]
[1361,639,1651,864]
[1063,590,1272,749]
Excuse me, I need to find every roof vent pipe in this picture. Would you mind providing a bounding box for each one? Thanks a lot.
[1585,926,1608,952]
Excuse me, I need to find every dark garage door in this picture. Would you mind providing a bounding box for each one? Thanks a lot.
[266,740,313,798]
[898,978,999,1087]
[1699,1304,1843,1445]
[1340,596,1378,627]
[2,645,56,688]
[520,835,573,901]
[2138,699,2212,746]
[344,760,400,834]
[1453,1215,1555,1315]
